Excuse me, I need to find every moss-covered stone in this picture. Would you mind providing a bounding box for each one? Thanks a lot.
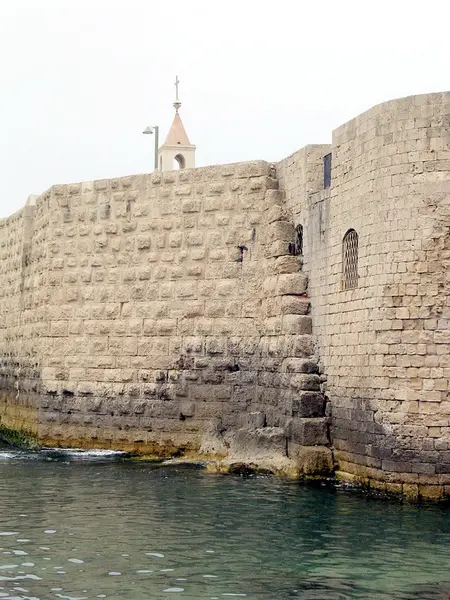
[0,423,39,449]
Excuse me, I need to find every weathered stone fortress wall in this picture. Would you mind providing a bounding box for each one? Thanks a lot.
[277,91,450,497]
[0,161,330,474]
[0,202,40,438]
[1,90,449,496]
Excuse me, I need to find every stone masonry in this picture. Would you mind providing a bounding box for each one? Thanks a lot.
[1,90,450,497]
[0,161,331,477]
[277,91,450,498]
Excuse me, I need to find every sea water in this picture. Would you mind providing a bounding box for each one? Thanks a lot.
[1,443,450,599]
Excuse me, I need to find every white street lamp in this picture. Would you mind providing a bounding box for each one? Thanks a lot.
[142,125,159,170]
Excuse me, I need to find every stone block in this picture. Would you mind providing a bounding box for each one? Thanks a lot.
[245,412,266,428]
[419,484,443,499]
[180,401,195,418]
[289,445,334,475]
[273,256,301,274]
[275,274,308,296]
[282,359,319,374]
[182,199,201,213]
[282,315,312,335]
[268,240,290,258]
[268,221,295,243]
[280,296,310,315]
[289,335,314,358]
[290,374,321,391]
[231,426,287,457]
[289,418,329,446]
[235,161,270,178]
[175,185,192,196]
[292,392,326,418]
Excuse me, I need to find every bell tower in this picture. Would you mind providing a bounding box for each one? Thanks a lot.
[158,76,196,171]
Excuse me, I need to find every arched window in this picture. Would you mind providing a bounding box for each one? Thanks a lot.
[342,229,358,290]
[174,154,186,170]
[289,224,303,256]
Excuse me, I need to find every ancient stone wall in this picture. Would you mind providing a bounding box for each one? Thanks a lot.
[0,202,41,438]
[0,160,331,474]
[277,91,450,496]
[2,90,449,495]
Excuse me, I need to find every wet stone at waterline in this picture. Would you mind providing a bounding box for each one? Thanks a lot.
[1,447,450,599]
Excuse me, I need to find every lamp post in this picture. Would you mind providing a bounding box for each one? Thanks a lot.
[142,125,159,170]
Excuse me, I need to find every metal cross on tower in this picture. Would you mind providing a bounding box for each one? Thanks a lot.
[173,75,181,112]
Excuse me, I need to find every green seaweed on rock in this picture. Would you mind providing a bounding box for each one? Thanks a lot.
[0,422,39,449]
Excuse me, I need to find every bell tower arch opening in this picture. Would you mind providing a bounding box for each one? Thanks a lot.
[174,153,186,169]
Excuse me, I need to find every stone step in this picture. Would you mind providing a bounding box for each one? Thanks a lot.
[266,296,310,317]
[289,374,322,391]
[282,358,319,374]
[273,256,303,275]
[264,189,285,208]
[290,392,326,418]
[288,417,329,446]
[282,315,312,335]
[281,296,310,315]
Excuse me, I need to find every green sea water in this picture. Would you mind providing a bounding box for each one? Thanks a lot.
[1,443,450,600]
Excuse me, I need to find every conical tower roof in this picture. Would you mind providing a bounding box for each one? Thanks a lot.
[163,112,191,146]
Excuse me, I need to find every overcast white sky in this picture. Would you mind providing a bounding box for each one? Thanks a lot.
[0,0,449,216]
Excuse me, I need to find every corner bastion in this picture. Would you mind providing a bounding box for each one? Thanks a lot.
[1,91,449,498]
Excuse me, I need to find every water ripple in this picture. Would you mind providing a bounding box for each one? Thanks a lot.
[0,455,450,599]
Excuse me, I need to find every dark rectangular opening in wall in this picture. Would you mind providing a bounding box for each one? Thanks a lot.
[323,153,332,189]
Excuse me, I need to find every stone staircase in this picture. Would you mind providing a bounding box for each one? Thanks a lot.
[222,181,333,476]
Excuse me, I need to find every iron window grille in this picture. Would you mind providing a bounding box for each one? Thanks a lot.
[342,229,358,290]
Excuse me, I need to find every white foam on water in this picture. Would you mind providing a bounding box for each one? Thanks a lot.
[108,571,121,576]
[44,529,56,534]
[145,552,164,558]
[136,570,152,574]
[0,574,42,581]
[21,563,34,567]
[222,595,247,597]
[68,559,84,564]
[0,565,18,569]
[16,539,30,543]
[160,568,174,572]
[55,448,127,458]
[163,588,184,593]
[203,575,218,578]
[12,551,27,556]
[39,547,49,551]
[0,452,16,460]
[0,533,18,537]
